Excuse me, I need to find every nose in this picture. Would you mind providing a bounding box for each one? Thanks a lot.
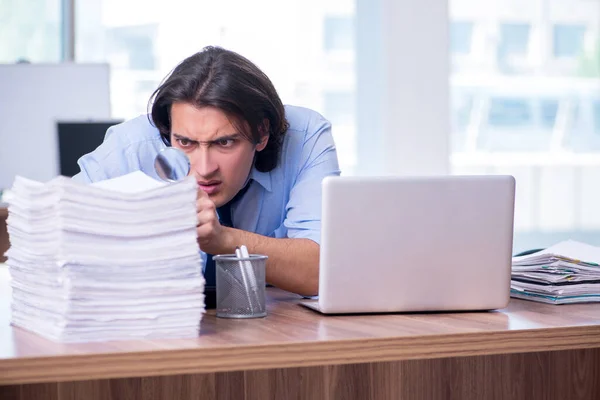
[189,147,218,178]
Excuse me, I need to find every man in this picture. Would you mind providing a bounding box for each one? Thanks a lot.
[73,46,341,297]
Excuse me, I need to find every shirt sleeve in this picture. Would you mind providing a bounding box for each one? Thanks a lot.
[281,116,341,245]
[70,125,125,184]
[70,121,159,184]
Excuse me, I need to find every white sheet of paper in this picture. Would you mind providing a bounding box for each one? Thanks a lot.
[512,240,600,266]
[91,170,167,193]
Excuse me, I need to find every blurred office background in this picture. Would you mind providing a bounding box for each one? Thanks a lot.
[0,0,599,253]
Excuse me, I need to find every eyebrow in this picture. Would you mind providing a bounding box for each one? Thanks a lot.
[172,133,242,144]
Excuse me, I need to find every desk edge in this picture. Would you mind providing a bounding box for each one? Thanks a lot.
[2,325,600,385]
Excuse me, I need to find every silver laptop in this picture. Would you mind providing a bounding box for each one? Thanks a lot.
[301,175,515,314]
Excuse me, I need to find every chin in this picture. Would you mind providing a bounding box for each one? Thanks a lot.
[209,193,228,208]
[208,193,222,206]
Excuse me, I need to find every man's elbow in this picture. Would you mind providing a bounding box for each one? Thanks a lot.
[301,239,320,296]
[298,275,319,297]
[290,254,319,297]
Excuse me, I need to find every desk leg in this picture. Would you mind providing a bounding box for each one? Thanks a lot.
[2,348,599,400]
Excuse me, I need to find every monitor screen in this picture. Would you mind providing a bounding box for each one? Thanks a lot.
[57,121,122,177]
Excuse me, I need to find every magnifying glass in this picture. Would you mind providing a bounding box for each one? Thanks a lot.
[154,147,191,182]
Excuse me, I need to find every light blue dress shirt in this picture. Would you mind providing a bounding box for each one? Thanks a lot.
[72,105,341,247]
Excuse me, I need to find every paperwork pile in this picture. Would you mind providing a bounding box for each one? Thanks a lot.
[511,240,600,304]
[3,171,205,342]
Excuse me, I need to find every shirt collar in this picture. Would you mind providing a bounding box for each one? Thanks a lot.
[248,166,272,192]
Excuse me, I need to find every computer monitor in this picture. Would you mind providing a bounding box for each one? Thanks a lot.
[57,121,122,177]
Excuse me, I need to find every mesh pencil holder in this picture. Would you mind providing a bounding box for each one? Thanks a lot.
[213,254,267,318]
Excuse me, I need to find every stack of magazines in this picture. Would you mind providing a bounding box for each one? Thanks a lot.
[511,240,600,304]
[3,171,205,342]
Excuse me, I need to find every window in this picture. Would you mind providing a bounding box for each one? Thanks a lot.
[450,22,473,54]
[106,24,157,70]
[451,2,600,251]
[499,23,530,57]
[594,101,600,134]
[452,93,473,131]
[553,24,586,58]
[450,92,473,152]
[324,91,355,126]
[0,0,62,63]
[488,98,532,128]
[539,99,559,129]
[324,16,354,51]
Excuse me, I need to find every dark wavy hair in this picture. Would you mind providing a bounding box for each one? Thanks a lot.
[148,46,289,172]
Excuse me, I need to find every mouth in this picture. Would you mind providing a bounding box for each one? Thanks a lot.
[197,181,222,195]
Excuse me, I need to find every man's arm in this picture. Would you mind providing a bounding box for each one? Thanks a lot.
[220,229,319,296]
[195,190,320,296]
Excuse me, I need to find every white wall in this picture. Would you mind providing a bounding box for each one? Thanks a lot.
[0,64,111,189]
[356,0,450,176]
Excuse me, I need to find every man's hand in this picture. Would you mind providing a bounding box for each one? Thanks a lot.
[195,189,319,296]
[196,189,226,253]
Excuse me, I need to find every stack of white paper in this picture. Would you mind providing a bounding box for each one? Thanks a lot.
[511,240,600,304]
[3,171,205,342]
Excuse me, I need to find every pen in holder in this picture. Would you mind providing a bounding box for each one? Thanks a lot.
[214,249,267,318]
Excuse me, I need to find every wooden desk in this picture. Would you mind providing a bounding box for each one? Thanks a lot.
[1,267,599,400]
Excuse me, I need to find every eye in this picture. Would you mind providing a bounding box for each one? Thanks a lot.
[216,138,235,148]
[176,138,194,148]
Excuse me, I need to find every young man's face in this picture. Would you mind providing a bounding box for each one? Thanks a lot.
[170,103,267,207]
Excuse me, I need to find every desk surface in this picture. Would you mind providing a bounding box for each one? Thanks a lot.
[1,266,600,385]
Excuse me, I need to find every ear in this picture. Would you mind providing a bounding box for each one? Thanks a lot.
[255,119,270,152]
